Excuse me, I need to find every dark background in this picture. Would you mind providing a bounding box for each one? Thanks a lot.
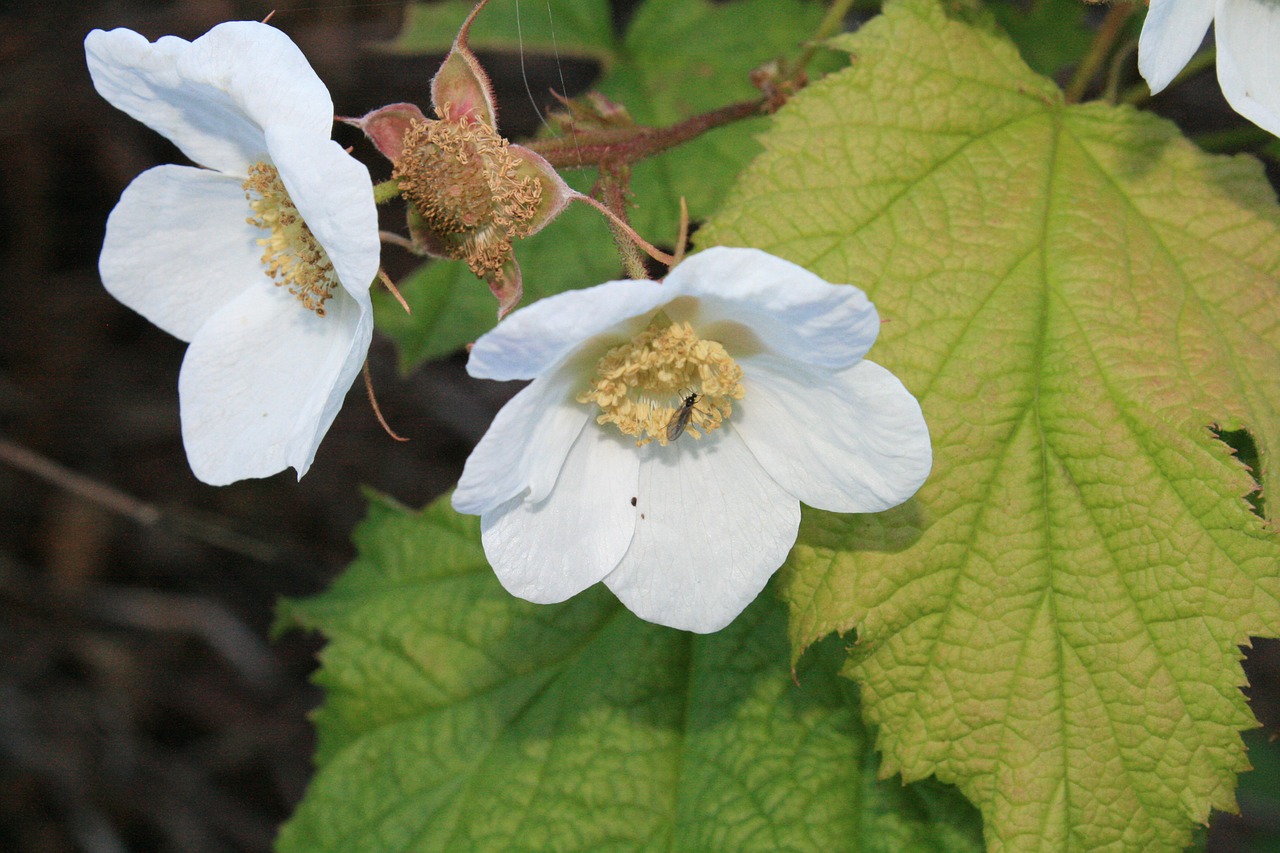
[0,1,1277,851]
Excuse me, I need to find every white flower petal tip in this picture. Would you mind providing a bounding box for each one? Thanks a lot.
[1137,0,1215,95]
[457,246,931,632]
[1138,0,1280,136]
[85,22,336,174]
[87,23,379,485]
[1214,0,1280,137]
[734,358,931,514]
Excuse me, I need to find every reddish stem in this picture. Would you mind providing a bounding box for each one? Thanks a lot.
[527,97,767,170]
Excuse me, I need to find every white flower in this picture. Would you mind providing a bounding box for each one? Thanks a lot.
[1139,0,1280,136]
[85,22,380,484]
[453,247,932,633]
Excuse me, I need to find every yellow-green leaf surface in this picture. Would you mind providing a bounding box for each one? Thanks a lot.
[275,495,984,852]
[700,0,1280,850]
[375,0,829,368]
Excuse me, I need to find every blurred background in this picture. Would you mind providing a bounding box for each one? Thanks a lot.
[0,1,1277,851]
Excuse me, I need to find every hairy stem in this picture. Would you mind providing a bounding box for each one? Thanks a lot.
[372,178,402,205]
[527,97,766,170]
[573,189,675,273]
[597,166,649,279]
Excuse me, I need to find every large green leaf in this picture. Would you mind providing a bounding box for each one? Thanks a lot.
[987,0,1094,78]
[700,0,1280,850]
[275,495,983,852]
[376,0,828,369]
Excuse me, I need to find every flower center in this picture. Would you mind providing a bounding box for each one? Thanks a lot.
[243,162,339,316]
[394,115,543,277]
[577,314,745,447]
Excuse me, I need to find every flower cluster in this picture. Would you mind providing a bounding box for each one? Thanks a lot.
[86,17,930,633]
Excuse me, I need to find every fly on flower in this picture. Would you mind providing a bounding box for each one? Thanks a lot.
[666,392,702,443]
[453,247,932,633]
[84,21,380,485]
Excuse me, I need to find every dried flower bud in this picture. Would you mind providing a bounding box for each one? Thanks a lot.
[345,0,574,316]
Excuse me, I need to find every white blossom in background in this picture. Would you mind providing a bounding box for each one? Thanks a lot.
[85,22,380,485]
[1139,0,1280,136]
[454,247,932,633]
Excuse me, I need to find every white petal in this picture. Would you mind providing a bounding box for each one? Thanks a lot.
[100,165,262,342]
[1137,0,1215,94]
[85,22,333,176]
[267,126,380,298]
[480,426,640,603]
[1214,0,1280,136]
[733,356,931,513]
[603,430,800,633]
[177,280,371,484]
[453,369,591,515]
[663,247,880,369]
[467,278,672,381]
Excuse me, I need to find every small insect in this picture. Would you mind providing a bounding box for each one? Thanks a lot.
[665,392,701,443]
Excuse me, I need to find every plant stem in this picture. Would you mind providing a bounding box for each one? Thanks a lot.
[373,178,401,204]
[526,97,766,170]
[573,182,674,274]
[596,166,649,279]
[796,0,858,71]
[1102,38,1139,104]
[1064,2,1135,104]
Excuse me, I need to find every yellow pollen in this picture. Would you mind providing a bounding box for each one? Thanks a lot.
[243,162,339,316]
[577,316,745,447]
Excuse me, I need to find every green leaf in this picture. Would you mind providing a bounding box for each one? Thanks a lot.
[700,0,1280,849]
[376,0,829,370]
[389,0,616,64]
[275,494,984,852]
[987,0,1094,78]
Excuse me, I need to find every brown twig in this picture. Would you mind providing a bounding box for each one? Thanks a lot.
[0,435,281,563]
[0,436,160,526]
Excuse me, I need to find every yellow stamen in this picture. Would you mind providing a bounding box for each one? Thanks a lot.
[243,162,339,316]
[577,315,745,447]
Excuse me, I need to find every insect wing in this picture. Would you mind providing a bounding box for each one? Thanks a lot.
[665,393,699,442]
